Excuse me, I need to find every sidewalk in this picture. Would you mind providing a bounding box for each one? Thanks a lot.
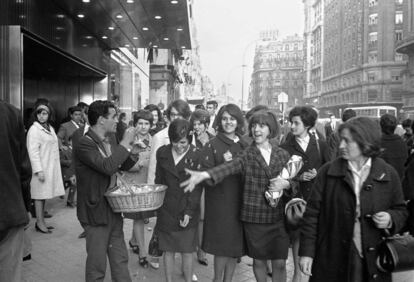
[21,197,414,282]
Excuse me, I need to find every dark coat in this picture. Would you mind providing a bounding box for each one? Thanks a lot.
[74,129,137,226]
[201,133,248,256]
[0,101,32,234]
[380,134,408,180]
[281,133,329,201]
[207,142,291,223]
[57,120,79,148]
[403,158,414,234]
[299,157,408,282]
[155,144,202,232]
[60,146,74,180]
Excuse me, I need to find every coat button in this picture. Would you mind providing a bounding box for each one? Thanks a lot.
[367,247,375,252]
[365,214,372,219]
[372,274,378,279]
[364,185,372,191]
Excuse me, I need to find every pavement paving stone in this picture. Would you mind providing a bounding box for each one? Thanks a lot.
[21,197,414,282]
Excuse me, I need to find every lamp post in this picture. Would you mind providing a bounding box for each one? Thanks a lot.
[241,40,260,111]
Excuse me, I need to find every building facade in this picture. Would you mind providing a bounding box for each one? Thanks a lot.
[303,0,324,104]
[396,0,414,114]
[249,30,304,109]
[312,0,407,117]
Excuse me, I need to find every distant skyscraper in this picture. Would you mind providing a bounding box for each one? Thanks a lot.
[303,0,408,117]
[249,30,304,109]
[396,0,414,114]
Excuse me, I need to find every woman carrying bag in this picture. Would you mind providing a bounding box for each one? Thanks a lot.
[299,117,408,282]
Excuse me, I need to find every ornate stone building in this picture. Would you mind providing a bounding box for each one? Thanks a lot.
[249,30,304,109]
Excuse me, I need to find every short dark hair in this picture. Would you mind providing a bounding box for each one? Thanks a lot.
[380,114,397,135]
[338,117,382,158]
[216,104,245,135]
[342,109,356,122]
[195,104,205,110]
[119,112,126,121]
[30,98,54,126]
[288,106,317,129]
[88,100,116,126]
[168,119,193,144]
[77,102,89,113]
[249,110,280,139]
[144,104,162,123]
[402,119,412,129]
[166,99,191,121]
[245,105,269,121]
[133,110,153,127]
[190,109,210,128]
[69,106,82,115]
[206,100,218,108]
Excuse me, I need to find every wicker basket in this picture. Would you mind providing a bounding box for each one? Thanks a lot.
[105,184,167,213]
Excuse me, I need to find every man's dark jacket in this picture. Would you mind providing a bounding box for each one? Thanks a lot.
[74,129,136,226]
[380,133,407,180]
[0,101,32,234]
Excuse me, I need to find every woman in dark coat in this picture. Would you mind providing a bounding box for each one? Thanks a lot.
[280,106,329,282]
[181,110,295,282]
[299,117,408,282]
[154,119,203,282]
[201,104,248,282]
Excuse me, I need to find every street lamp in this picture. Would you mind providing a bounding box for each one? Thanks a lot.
[241,39,261,110]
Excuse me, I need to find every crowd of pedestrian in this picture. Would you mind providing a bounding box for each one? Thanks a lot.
[1,97,414,282]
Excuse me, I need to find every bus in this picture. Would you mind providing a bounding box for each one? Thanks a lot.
[344,106,397,118]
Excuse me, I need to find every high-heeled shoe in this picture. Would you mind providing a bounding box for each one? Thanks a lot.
[35,223,52,234]
[139,256,149,268]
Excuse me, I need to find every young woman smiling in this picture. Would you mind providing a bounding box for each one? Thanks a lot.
[201,104,248,282]
[181,110,294,282]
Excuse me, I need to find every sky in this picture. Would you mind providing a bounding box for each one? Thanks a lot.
[193,0,305,106]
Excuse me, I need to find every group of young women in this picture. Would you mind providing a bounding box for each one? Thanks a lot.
[117,100,408,282]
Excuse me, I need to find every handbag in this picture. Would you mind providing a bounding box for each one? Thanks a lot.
[148,232,163,257]
[376,231,414,273]
[285,198,307,229]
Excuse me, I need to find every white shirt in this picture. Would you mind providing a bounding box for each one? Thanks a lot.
[71,120,80,129]
[258,145,272,166]
[348,157,372,257]
[147,126,170,184]
[295,134,310,152]
[172,146,190,165]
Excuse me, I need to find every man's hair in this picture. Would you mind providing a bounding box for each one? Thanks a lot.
[77,102,89,112]
[119,112,126,121]
[88,100,116,126]
[206,100,218,108]
[165,99,191,121]
[288,106,317,129]
[168,119,193,144]
[402,119,412,129]
[380,114,397,135]
[342,109,356,122]
[69,106,82,115]
[133,110,153,127]
[195,104,206,110]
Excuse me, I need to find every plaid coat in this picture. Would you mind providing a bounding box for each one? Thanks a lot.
[207,142,291,223]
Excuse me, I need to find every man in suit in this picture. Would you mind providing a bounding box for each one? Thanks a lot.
[0,101,32,282]
[324,114,337,141]
[57,106,82,148]
[206,100,218,135]
[74,100,139,282]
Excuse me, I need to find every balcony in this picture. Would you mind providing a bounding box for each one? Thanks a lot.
[396,34,414,54]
